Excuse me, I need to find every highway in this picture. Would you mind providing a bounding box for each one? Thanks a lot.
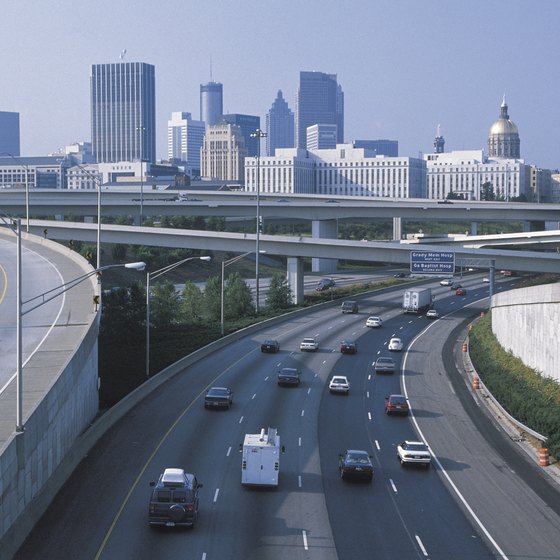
[14,274,560,559]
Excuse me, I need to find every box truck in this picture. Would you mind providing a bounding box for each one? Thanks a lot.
[403,288,433,314]
[241,428,282,487]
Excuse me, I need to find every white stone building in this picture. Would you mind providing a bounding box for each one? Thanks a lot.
[167,112,205,176]
[201,123,247,182]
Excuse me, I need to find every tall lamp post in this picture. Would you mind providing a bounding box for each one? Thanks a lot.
[13,224,145,431]
[249,129,267,313]
[145,255,211,377]
[136,126,146,225]
[1,153,31,233]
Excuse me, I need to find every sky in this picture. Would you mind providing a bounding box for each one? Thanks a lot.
[2,0,559,169]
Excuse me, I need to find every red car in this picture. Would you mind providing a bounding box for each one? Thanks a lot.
[455,287,467,296]
[385,394,409,415]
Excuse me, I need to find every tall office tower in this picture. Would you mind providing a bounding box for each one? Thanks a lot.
[221,114,260,157]
[352,139,398,157]
[200,123,247,181]
[90,62,156,163]
[200,82,223,126]
[167,112,206,175]
[295,71,344,149]
[488,95,520,159]
[433,124,445,153]
[266,90,294,156]
[0,111,20,156]
[306,124,337,150]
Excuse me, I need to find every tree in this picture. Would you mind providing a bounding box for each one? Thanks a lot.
[179,281,205,322]
[480,181,496,201]
[224,272,255,319]
[204,275,222,321]
[266,272,293,311]
[111,243,127,261]
[150,280,180,329]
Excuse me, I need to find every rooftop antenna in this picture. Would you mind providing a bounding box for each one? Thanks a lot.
[120,49,127,61]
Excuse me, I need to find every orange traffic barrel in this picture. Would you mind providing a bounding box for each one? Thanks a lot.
[462,342,468,352]
[472,377,480,390]
[539,448,550,467]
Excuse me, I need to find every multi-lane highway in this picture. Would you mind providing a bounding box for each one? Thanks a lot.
[14,274,560,559]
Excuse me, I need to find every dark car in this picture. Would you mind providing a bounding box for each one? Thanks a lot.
[277,367,301,386]
[338,450,374,481]
[316,278,335,291]
[374,356,396,374]
[204,387,233,409]
[450,283,462,290]
[148,468,203,528]
[340,339,357,354]
[261,339,280,353]
[385,394,409,415]
[393,272,406,278]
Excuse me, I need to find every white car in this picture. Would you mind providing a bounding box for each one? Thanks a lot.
[388,337,404,352]
[300,337,319,352]
[482,277,490,283]
[397,441,431,467]
[366,316,383,328]
[329,375,350,394]
[439,278,454,286]
[426,309,439,319]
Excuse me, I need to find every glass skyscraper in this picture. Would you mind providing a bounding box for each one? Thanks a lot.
[200,82,223,127]
[90,62,156,163]
[266,90,294,156]
[295,71,344,149]
[0,111,20,156]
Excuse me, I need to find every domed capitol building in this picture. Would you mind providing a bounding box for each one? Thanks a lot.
[488,95,521,159]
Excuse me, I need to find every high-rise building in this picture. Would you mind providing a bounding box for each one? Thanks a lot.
[433,125,445,154]
[266,90,294,156]
[200,82,223,126]
[306,124,337,150]
[0,111,20,156]
[352,139,398,157]
[200,123,247,181]
[221,114,260,157]
[488,95,520,159]
[90,62,156,163]
[167,112,206,176]
[295,71,344,149]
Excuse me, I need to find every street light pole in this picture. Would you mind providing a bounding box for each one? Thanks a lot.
[145,255,211,377]
[1,153,30,233]
[249,129,267,313]
[136,127,146,226]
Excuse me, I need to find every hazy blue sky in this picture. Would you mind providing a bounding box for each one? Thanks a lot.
[2,1,558,169]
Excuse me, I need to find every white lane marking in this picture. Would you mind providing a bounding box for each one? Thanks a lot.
[368,374,372,381]
[213,488,219,503]
[447,381,456,395]
[298,475,302,488]
[375,440,380,450]
[252,393,257,399]
[367,412,372,421]
[307,388,311,395]
[366,391,370,398]
[264,375,269,381]
[202,554,207,560]
[301,409,305,417]
[238,416,244,424]
[298,437,302,446]
[302,530,309,550]
[328,326,333,329]
[415,535,428,556]
[226,446,232,457]
[390,479,398,493]
[322,360,327,365]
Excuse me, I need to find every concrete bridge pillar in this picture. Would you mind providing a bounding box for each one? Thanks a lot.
[392,217,402,241]
[311,219,337,273]
[471,222,478,236]
[287,257,304,304]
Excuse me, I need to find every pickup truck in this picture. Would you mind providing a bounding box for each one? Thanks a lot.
[299,337,319,352]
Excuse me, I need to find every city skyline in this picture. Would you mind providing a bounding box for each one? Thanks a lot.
[1,1,559,169]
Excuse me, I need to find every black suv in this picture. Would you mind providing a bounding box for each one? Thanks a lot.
[148,468,203,528]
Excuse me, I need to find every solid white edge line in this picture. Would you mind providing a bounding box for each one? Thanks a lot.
[402,299,509,560]
[302,529,308,550]
[415,535,428,556]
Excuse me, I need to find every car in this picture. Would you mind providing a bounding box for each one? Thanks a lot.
[374,356,396,374]
[300,337,319,352]
[397,441,431,467]
[277,367,301,386]
[439,278,454,286]
[426,309,439,319]
[204,387,233,409]
[341,300,359,314]
[340,340,357,354]
[338,450,374,481]
[261,339,280,353]
[329,375,349,394]
[482,277,490,283]
[315,278,335,291]
[385,394,409,415]
[450,283,462,290]
[366,316,383,328]
[388,337,404,352]
[148,468,203,528]
[393,272,406,278]
[455,287,467,296]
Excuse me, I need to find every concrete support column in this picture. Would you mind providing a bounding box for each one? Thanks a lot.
[287,257,304,305]
[470,222,478,236]
[311,219,337,273]
[392,217,402,241]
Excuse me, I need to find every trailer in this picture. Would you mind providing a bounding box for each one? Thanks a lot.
[403,288,433,314]
[241,428,281,487]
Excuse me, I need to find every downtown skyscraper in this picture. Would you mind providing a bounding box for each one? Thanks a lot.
[200,82,223,126]
[90,62,156,163]
[295,71,344,150]
[266,90,294,156]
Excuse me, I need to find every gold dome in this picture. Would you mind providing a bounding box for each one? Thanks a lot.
[489,118,519,136]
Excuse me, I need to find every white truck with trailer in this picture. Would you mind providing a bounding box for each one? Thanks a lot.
[402,288,433,314]
[241,428,282,487]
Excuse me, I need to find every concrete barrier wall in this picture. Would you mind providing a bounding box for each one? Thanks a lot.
[491,283,560,382]
[0,230,99,554]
